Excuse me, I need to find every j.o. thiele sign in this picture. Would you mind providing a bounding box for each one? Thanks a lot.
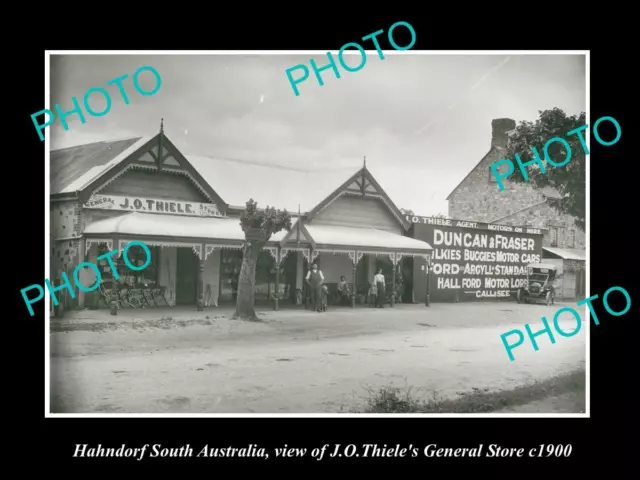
[405,215,544,235]
[408,216,544,302]
[84,194,222,217]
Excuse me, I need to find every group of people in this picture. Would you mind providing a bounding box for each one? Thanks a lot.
[305,263,387,312]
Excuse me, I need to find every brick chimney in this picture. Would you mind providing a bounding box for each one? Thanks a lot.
[491,118,516,148]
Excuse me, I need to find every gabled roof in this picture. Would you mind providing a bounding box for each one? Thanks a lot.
[446,146,563,200]
[49,131,410,228]
[50,136,407,222]
[50,136,354,213]
[279,219,316,248]
[306,164,410,230]
[50,132,227,208]
[51,137,142,195]
[446,146,499,200]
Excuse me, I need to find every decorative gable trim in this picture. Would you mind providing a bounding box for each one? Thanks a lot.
[280,221,316,249]
[77,136,156,204]
[161,135,227,210]
[76,130,228,214]
[91,162,213,203]
[306,167,409,230]
[162,155,180,166]
[137,152,155,163]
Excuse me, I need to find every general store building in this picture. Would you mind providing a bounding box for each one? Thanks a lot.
[50,124,432,311]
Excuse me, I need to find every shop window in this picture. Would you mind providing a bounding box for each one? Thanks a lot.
[568,229,576,248]
[219,250,242,303]
[550,227,558,247]
[96,244,159,287]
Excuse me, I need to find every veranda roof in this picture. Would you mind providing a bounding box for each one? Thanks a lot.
[83,212,431,253]
[303,224,433,252]
[542,247,586,261]
[83,212,289,243]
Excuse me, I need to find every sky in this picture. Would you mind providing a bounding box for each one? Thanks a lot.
[49,53,586,216]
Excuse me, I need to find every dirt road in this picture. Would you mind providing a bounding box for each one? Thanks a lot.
[50,303,586,414]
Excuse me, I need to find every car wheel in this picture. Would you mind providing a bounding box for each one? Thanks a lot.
[545,292,552,306]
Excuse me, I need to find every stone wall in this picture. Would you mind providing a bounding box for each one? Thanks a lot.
[448,118,585,250]
[497,203,585,249]
[448,145,547,222]
[50,199,84,309]
[50,200,83,239]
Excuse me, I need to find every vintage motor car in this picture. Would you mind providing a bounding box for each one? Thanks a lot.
[517,263,559,306]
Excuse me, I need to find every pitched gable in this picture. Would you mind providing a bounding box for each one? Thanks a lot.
[447,146,564,201]
[446,146,499,200]
[306,166,409,232]
[51,131,228,213]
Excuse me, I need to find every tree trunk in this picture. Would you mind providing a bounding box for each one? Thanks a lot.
[233,240,264,321]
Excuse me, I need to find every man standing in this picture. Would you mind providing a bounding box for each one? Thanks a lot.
[306,263,324,312]
[374,268,386,308]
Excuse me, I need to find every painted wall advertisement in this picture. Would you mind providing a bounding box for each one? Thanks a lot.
[409,216,544,301]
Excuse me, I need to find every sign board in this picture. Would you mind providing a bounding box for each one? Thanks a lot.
[405,215,545,235]
[84,194,222,217]
[411,218,544,302]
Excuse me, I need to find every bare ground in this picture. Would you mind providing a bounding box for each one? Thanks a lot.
[49,302,586,414]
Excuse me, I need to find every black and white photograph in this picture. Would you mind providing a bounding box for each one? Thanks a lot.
[46,51,587,415]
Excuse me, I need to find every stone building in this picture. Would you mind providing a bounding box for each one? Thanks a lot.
[446,118,586,299]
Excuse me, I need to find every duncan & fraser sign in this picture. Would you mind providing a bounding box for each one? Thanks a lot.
[410,216,544,302]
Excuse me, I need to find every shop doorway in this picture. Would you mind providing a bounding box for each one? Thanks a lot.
[175,248,198,305]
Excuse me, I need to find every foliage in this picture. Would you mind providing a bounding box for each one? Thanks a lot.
[234,199,292,322]
[239,198,292,241]
[505,108,586,230]
[352,368,585,413]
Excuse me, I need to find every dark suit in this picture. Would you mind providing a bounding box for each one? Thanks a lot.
[308,270,323,311]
